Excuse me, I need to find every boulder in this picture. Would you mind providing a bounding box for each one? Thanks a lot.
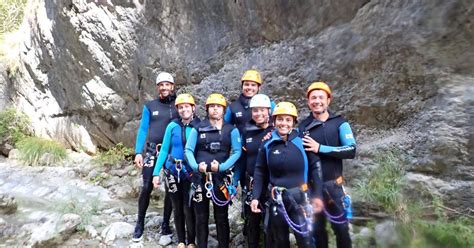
[100,221,134,243]
[24,213,81,247]
[0,193,17,214]
[375,220,401,247]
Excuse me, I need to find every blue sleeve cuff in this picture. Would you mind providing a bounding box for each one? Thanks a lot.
[219,128,242,171]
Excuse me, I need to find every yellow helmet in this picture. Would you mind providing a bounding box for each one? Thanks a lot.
[241,70,262,85]
[175,93,195,106]
[272,102,298,118]
[306,82,332,98]
[206,93,227,108]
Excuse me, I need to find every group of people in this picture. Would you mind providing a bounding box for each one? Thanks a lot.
[131,69,357,248]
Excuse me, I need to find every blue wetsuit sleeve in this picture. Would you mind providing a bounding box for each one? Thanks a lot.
[135,105,150,154]
[252,143,268,200]
[224,107,232,123]
[318,122,356,159]
[185,128,199,171]
[270,100,276,115]
[219,128,242,171]
[232,133,246,186]
[153,123,175,176]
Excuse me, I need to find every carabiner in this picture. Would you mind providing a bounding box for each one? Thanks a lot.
[175,159,182,183]
[205,173,213,198]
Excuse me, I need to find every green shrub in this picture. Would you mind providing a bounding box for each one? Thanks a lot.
[354,149,474,247]
[414,217,474,247]
[0,0,27,36]
[92,142,133,166]
[17,136,67,165]
[57,196,100,231]
[89,173,109,186]
[0,108,30,146]
[354,149,405,212]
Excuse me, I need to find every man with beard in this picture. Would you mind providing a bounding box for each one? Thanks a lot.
[298,82,357,248]
[132,72,177,242]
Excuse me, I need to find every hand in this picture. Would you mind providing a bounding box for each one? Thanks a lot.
[134,154,143,169]
[210,160,219,172]
[152,176,161,188]
[262,131,272,141]
[198,162,207,173]
[302,135,320,154]
[250,199,261,213]
[311,198,324,213]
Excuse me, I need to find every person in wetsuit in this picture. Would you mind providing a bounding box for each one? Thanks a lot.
[152,94,201,248]
[299,82,356,248]
[224,70,276,194]
[132,72,177,242]
[185,93,242,248]
[240,94,273,248]
[251,102,324,248]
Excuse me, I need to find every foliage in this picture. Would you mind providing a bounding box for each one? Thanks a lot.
[354,148,474,247]
[0,0,27,75]
[0,108,31,146]
[89,172,109,186]
[354,149,405,212]
[92,142,133,166]
[17,136,67,165]
[0,0,27,36]
[57,196,100,232]
[413,217,474,247]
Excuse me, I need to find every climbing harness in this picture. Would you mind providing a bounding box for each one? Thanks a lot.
[244,175,254,205]
[143,143,161,167]
[204,172,238,206]
[174,158,183,183]
[270,186,313,236]
[323,185,352,224]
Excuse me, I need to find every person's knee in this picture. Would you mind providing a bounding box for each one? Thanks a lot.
[195,213,208,223]
[214,212,228,224]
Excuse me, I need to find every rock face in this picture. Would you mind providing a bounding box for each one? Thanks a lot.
[1,0,473,208]
[0,193,17,214]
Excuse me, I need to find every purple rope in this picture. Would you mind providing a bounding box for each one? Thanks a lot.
[278,205,310,236]
[323,208,345,219]
[274,191,311,236]
[323,208,348,224]
[209,186,237,206]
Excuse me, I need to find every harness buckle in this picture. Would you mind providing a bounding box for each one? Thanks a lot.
[174,159,182,183]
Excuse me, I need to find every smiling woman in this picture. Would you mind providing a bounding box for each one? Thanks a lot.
[250,101,324,248]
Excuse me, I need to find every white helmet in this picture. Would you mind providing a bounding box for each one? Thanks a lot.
[249,94,271,108]
[156,72,174,85]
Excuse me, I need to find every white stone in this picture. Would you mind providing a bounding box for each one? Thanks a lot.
[100,221,134,243]
[158,234,173,246]
[375,220,400,247]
